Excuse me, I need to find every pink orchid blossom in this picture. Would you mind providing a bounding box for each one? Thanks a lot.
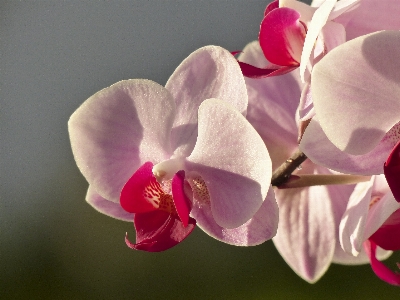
[238,0,400,121]
[300,0,400,119]
[238,41,370,283]
[68,46,278,252]
[301,31,400,197]
[339,175,400,285]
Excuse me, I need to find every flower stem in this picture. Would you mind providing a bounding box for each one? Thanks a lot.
[279,174,371,189]
[271,149,308,187]
[270,149,371,188]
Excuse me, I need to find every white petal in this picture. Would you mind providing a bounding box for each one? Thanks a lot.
[364,191,400,240]
[300,119,394,175]
[319,20,346,53]
[86,186,133,221]
[273,165,336,283]
[238,41,302,168]
[187,99,272,228]
[339,179,373,255]
[192,187,278,246]
[69,79,175,202]
[333,245,392,265]
[335,0,400,41]
[300,0,336,82]
[166,46,248,157]
[329,0,360,20]
[311,31,400,154]
[280,0,317,23]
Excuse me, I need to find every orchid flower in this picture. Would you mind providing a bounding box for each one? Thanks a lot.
[339,175,400,285]
[290,0,400,120]
[301,31,400,200]
[68,46,278,252]
[238,41,371,283]
[238,0,400,121]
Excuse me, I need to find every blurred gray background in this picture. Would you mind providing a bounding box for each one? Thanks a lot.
[1,1,399,299]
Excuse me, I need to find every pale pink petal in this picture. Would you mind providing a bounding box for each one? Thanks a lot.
[280,0,317,23]
[259,7,306,66]
[311,31,400,154]
[333,182,392,264]
[246,81,299,167]
[313,34,325,58]
[86,186,133,222]
[364,191,400,240]
[325,175,366,265]
[339,179,373,256]
[333,245,392,265]
[186,99,272,228]
[237,40,269,67]
[371,172,392,195]
[300,0,336,82]
[299,109,315,126]
[328,0,360,20]
[311,0,325,7]
[333,208,392,267]
[273,164,336,283]
[319,20,346,53]
[68,80,174,202]
[191,187,278,246]
[298,83,315,120]
[300,119,395,175]
[335,0,400,41]
[238,41,302,167]
[166,46,248,157]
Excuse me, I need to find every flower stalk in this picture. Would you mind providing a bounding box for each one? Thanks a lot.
[271,149,307,186]
[279,174,371,189]
[271,149,371,188]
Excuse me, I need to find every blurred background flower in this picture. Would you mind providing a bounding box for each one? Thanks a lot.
[1,1,399,298]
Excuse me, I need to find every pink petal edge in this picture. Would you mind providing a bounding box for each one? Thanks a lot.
[191,186,278,246]
[237,61,298,78]
[364,240,400,286]
[86,186,134,222]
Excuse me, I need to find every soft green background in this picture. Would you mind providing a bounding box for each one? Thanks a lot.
[1,1,399,299]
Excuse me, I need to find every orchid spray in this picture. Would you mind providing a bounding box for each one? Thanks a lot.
[69,0,400,287]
